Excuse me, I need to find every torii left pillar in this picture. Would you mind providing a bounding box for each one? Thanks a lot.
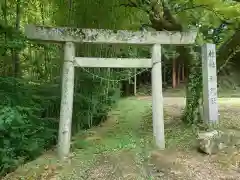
[58,42,75,159]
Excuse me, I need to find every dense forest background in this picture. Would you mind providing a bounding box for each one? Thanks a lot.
[1,0,240,177]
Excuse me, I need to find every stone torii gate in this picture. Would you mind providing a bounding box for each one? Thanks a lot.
[25,24,200,159]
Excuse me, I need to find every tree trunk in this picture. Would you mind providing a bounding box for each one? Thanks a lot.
[182,64,185,82]
[122,0,203,125]
[172,59,176,88]
[2,0,7,76]
[180,46,202,126]
[177,63,181,85]
[149,1,202,125]
[13,0,21,77]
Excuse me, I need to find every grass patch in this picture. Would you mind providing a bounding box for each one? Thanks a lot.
[142,107,196,151]
[165,124,195,150]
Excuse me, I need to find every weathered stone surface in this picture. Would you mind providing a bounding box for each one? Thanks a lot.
[24,24,197,45]
[224,129,240,148]
[197,130,234,155]
[202,44,218,124]
[197,129,240,154]
[198,130,222,154]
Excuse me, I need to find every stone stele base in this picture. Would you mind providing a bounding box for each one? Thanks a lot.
[197,130,240,155]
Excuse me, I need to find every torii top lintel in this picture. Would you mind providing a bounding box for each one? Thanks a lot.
[24,24,197,45]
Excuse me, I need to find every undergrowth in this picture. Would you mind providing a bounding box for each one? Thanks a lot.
[0,76,120,177]
[4,97,240,180]
[142,106,196,151]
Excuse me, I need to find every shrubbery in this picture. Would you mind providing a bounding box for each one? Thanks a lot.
[0,75,120,176]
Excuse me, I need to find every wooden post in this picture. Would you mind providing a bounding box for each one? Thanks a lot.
[58,42,75,159]
[151,44,165,149]
[134,68,137,96]
[202,44,218,125]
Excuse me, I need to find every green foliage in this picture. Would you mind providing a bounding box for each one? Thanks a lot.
[0,77,58,176]
[182,47,203,126]
[2,0,240,177]
[0,0,125,176]
[72,69,121,131]
[0,75,120,176]
[0,24,26,55]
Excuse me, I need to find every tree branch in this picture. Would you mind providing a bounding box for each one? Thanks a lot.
[175,4,234,24]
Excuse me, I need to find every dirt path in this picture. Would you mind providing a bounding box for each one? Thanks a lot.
[82,97,240,180]
[3,97,240,180]
[137,96,240,105]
